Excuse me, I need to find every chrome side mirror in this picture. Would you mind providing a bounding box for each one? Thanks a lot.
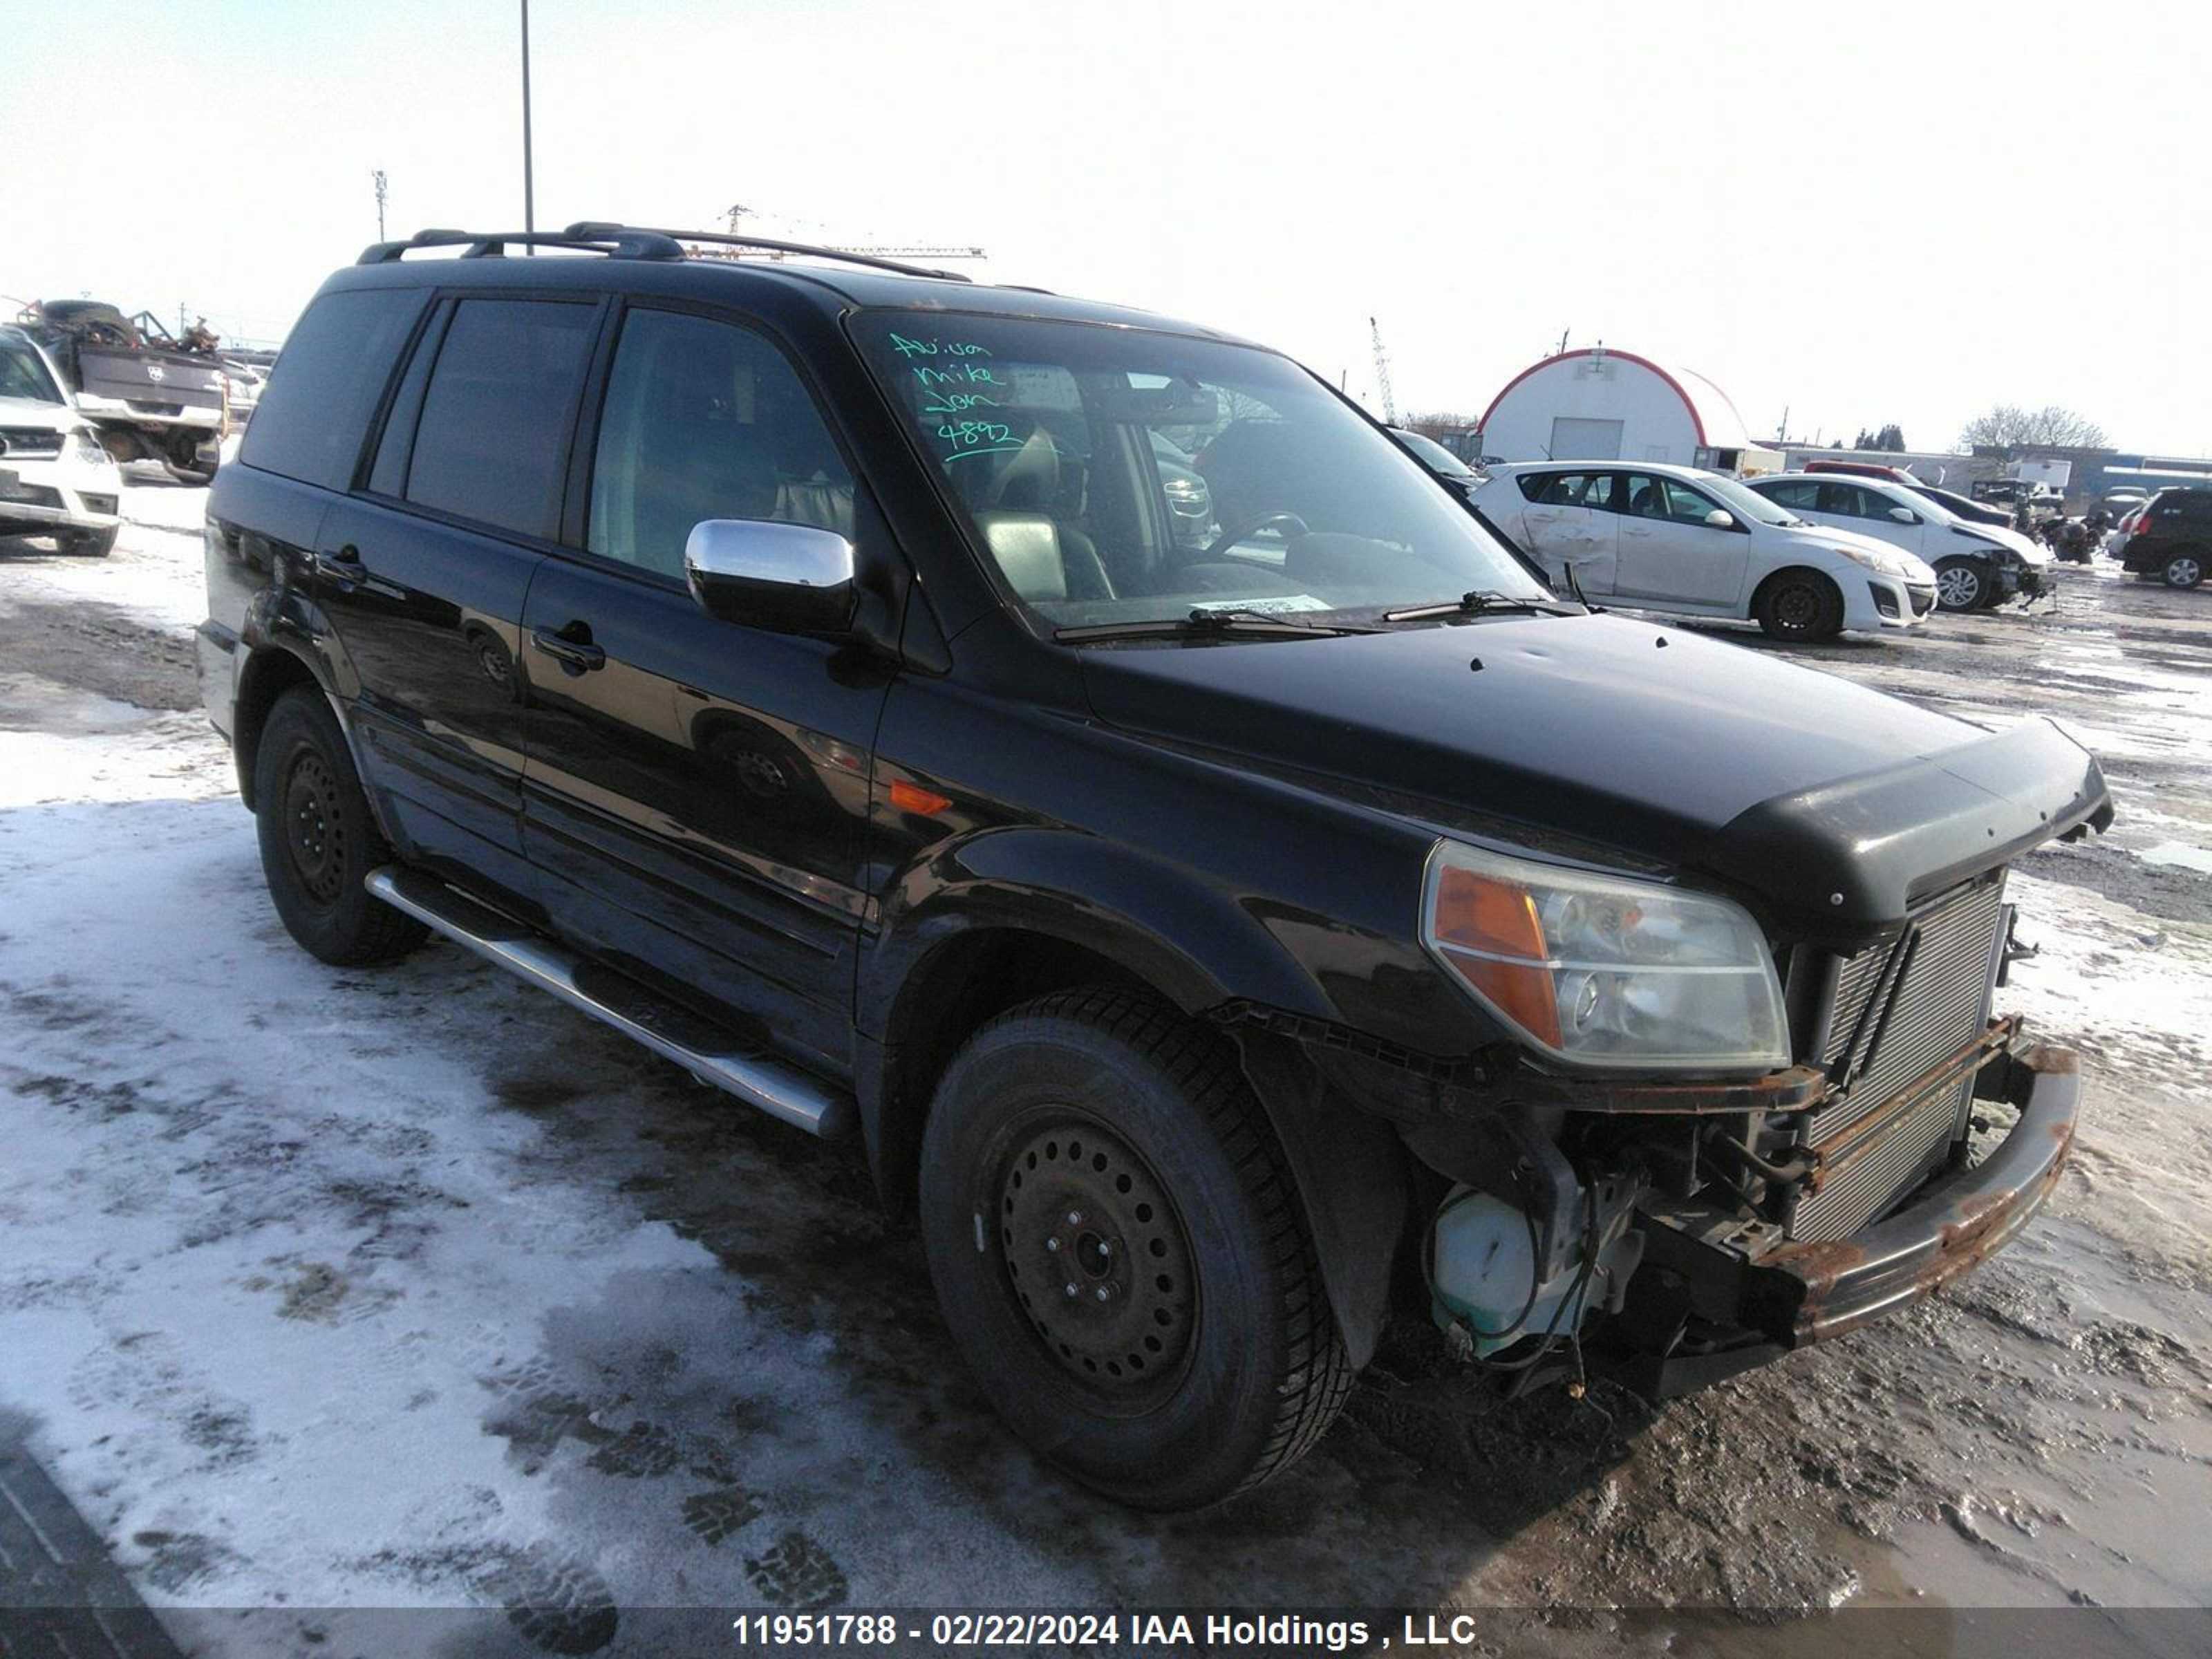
[684,519,857,635]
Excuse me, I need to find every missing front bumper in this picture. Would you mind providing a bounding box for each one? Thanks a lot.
[1749,1041,2078,1343]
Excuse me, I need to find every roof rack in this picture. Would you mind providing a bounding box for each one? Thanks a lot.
[357,226,686,265]
[564,221,973,283]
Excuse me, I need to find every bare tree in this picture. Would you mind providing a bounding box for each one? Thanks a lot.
[1958,404,2108,451]
[1401,410,1485,440]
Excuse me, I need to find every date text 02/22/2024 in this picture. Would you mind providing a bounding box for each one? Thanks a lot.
[727,1612,1389,1649]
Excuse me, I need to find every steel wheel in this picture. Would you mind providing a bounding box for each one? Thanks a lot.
[282,750,348,904]
[997,1116,1196,1403]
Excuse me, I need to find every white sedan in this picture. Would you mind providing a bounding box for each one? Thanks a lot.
[1744,473,2053,612]
[1469,461,1936,641]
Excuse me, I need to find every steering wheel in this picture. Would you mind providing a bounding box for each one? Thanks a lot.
[1200,511,1309,561]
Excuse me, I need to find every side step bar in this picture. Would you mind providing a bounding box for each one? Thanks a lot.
[365,865,853,1138]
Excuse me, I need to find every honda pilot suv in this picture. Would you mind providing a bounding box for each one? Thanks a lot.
[197,224,2112,1510]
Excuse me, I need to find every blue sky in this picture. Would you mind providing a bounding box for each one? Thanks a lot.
[6,0,2209,453]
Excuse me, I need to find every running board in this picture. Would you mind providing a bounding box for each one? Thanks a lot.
[365,865,852,1138]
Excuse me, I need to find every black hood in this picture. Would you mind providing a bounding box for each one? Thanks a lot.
[1078,613,2110,936]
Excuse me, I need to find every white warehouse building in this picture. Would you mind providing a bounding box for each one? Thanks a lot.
[1477,347,1780,475]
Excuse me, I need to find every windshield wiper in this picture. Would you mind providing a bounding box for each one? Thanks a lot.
[1380,590,1577,623]
[1053,608,1378,644]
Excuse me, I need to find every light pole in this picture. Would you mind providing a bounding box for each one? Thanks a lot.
[520,0,535,252]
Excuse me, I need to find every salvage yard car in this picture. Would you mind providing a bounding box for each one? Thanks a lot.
[0,324,125,556]
[197,223,2112,1510]
[1747,471,2054,612]
[1470,459,1937,639]
[2110,486,2211,588]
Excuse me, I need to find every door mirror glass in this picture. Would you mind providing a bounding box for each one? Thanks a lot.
[1888,506,1918,524]
[1703,508,1735,529]
[685,519,856,634]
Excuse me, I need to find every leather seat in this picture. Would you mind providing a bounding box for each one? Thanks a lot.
[967,428,1114,603]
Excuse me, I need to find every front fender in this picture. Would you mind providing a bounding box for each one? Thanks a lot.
[861,825,1344,1036]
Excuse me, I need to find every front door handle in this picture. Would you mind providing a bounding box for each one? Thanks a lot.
[532,621,606,674]
[313,544,365,581]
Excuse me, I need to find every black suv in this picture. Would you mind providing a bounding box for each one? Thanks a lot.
[2116,487,2211,588]
[198,224,2111,1510]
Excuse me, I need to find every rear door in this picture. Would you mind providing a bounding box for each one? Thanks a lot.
[313,293,603,910]
[517,301,890,1076]
[1514,469,1620,592]
[1615,473,1752,606]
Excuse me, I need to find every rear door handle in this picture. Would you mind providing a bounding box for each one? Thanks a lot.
[532,621,606,673]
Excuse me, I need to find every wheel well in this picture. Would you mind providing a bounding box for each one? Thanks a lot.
[232,648,322,810]
[869,928,1154,1212]
[1750,565,1841,610]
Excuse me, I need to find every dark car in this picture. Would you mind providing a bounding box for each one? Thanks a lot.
[1389,425,1483,497]
[198,223,2111,1510]
[1904,482,2013,529]
[2115,487,2212,588]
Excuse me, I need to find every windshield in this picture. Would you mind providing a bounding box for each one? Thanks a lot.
[852,311,1548,630]
[1392,428,1476,478]
[0,337,64,404]
[1698,472,1800,527]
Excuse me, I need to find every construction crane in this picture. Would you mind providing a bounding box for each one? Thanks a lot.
[1369,316,1398,425]
[707,203,986,264]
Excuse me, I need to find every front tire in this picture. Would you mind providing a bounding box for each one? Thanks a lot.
[1931,556,1987,612]
[917,988,1352,1510]
[252,688,427,966]
[1752,570,1844,641]
[66,526,118,557]
[2163,550,2204,590]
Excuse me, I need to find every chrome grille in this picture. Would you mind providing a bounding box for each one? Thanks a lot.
[1790,875,2007,1240]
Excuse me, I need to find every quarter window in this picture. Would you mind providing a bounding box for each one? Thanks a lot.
[241,287,424,490]
[402,299,597,539]
[1524,471,1614,509]
[587,308,856,580]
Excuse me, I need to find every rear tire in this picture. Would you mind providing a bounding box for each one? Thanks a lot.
[2162,550,2204,590]
[1931,556,1987,612]
[252,688,427,966]
[1752,570,1845,641]
[917,987,1352,1510]
[66,526,118,557]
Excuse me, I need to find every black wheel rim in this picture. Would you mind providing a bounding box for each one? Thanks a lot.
[282,749,347,904]
[995,1116,1197,1404]
[1772,583,1821,635]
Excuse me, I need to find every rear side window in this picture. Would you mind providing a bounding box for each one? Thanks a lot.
[241,288,424,489]
[1758,480,1819,510]
[402,299,597,539]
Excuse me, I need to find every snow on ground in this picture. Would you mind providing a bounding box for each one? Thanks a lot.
[3,495,2210,1653]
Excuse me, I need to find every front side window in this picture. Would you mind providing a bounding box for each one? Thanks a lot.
[0,338,62,403]
[1659,478,1718,523]
[403,299,597,538]
[588,308,855,579]
[852,310,1545,626]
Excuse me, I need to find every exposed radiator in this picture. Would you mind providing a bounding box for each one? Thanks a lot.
[1789,875,2008,1241]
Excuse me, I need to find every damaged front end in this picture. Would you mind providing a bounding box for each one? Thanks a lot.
[1368,882,2082,1395]
[1313,717,2110,1397]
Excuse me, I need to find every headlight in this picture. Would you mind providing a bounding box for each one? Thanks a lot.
[1420,840,1788,1071]
[1832,543,1913,579]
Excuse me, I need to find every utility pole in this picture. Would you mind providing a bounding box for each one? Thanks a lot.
[1556,327,1569,356]
[373,169,388,242]
[519,0,536,252]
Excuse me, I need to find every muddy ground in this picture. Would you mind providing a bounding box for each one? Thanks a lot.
[2,493,2208,1656]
